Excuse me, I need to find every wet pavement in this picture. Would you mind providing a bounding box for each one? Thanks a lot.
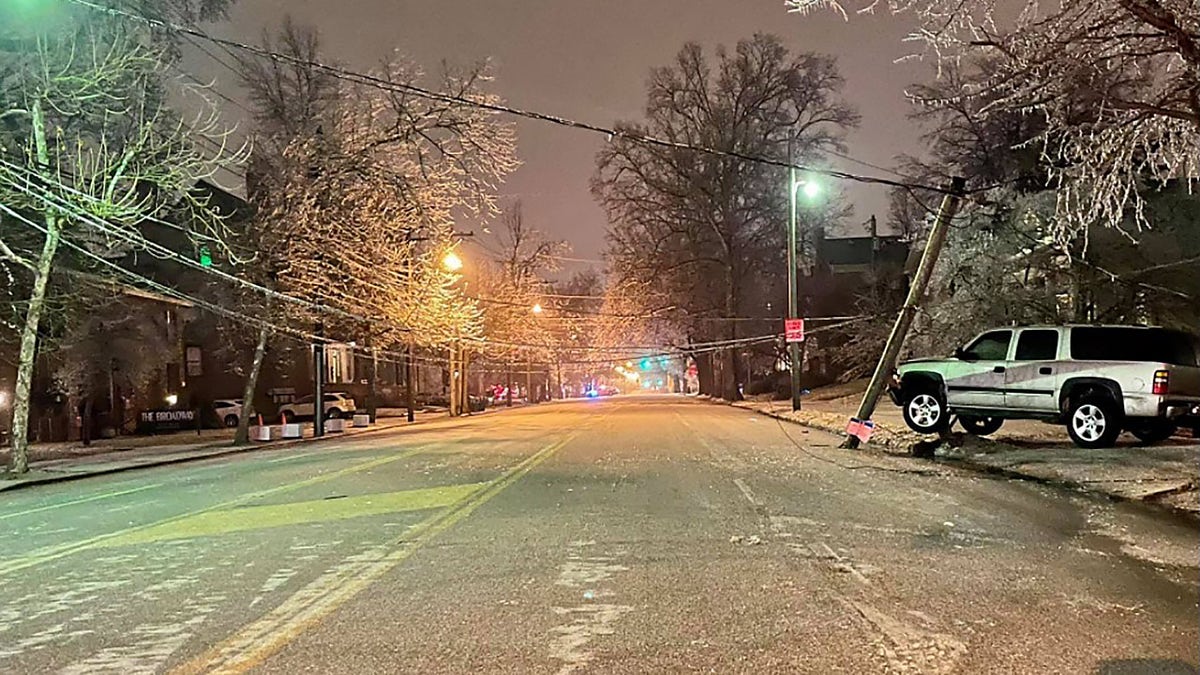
[0,396,1195,673]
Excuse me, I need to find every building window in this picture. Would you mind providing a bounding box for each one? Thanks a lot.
[326,343,354,384]
[185,346,203,377]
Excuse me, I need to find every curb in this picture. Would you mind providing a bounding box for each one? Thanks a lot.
[716,398,1200,520]
[0,420,411,493]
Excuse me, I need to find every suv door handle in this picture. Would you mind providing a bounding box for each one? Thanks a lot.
[993,366,1006,373]
[1039,366,1052,375]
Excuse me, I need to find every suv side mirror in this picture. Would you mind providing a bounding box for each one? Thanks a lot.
[954,346,973,361]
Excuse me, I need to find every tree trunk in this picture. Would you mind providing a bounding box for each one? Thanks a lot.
[695,352,715,396]
[234,324,270,445]
[9,98,61,474]
[81,397,93,447]
[405,342,416,423]
[722,272,743,402]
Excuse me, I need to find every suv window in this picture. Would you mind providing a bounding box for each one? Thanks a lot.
[1070,327,1200,366]
[1015,329,1058,361]
[963,330,1012,361]
[324,394,341,402]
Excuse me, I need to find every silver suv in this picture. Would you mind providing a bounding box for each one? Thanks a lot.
[888,325,1200,448]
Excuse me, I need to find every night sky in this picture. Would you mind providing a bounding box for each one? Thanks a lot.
[185,0,930,270]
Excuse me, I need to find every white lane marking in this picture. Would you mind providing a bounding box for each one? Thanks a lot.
[733,478,759,506]
[555,559,628,588]
[0,484,161,521]
[840,598,967,674]
[58,596,224,674]
[550,543,631,674]
[549,604,633,675]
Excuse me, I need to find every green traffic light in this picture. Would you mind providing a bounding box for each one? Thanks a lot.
[199,245,213,267]
[640,359,651,370]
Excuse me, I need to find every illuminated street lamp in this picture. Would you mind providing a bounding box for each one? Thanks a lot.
[532,303,543,314]
[787,140,822,412]
[442,250,463,272]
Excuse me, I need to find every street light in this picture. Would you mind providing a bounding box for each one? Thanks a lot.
[786,154,821,412]
[531,303,543,314]
[442,250,463,272]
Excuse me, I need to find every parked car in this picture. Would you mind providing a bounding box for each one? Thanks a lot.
[888,325,1200,448]
[213,399,245,427]
[278,393,357,421]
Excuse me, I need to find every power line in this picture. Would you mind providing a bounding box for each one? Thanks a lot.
[69,0,972,197]
[0,160,398,327]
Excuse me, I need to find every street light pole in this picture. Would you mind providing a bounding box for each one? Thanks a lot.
[787,140,803,412]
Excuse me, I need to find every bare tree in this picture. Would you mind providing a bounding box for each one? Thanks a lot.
[787,0,1199,241]
[0,1,237,472]
[231,19,517,429]
[594,34,858,400]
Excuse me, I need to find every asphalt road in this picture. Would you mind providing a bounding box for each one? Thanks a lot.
[1,395,1196,674]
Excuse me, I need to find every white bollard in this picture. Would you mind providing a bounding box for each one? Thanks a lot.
[281,423,302,439]
[352,414,370,428]
[325,418,346,433]
[252,425,272,442]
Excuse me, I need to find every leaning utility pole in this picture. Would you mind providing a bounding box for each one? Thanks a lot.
[841,176,965,449]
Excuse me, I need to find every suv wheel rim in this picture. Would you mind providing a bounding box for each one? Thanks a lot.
[908,394,941,428]
[1072,404,1106,442]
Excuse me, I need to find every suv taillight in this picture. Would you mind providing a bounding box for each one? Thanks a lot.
[1152,369,1169,395]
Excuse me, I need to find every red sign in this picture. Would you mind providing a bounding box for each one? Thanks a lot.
[785,318,805,343]
[846,417,876,443]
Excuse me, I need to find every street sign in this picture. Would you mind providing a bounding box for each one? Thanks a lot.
[846,417,875,443]
[785,318,805,343]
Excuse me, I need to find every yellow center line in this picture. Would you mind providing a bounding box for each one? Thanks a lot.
[0,483,161,521]
[0,444,433,578]
[170,418,599,675]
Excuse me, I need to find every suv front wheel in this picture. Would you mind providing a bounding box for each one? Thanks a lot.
[1066,396,1122,449]
[903,390,950,434]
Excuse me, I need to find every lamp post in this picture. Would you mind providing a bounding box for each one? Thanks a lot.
[787,141,820,412]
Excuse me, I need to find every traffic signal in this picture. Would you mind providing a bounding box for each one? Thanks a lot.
[199,245,212,268]
[640,358,651,370]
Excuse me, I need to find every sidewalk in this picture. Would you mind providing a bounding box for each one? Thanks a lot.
[0,408,444,492]
[732,386,1200,517]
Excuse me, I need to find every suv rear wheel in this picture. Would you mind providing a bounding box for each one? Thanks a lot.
[960,415,1003,436]
[1129,421,1176,445]
[1066,395,1122,449]
[903,389,949,434]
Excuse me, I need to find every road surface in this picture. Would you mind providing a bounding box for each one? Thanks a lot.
[1,396,1196,673]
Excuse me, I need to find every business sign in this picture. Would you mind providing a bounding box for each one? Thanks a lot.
[138,408,197,433]
[785,318,805,343]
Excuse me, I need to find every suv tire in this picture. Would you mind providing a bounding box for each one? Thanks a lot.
[1129,421,1176,445]
[902,389,950,434]
[224,414,239,428]
[1066,395,1122,449]
[960,415,1003,436]
[326,408,342,419]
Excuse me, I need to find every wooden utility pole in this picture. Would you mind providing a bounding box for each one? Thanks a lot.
[841,177,966,449]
